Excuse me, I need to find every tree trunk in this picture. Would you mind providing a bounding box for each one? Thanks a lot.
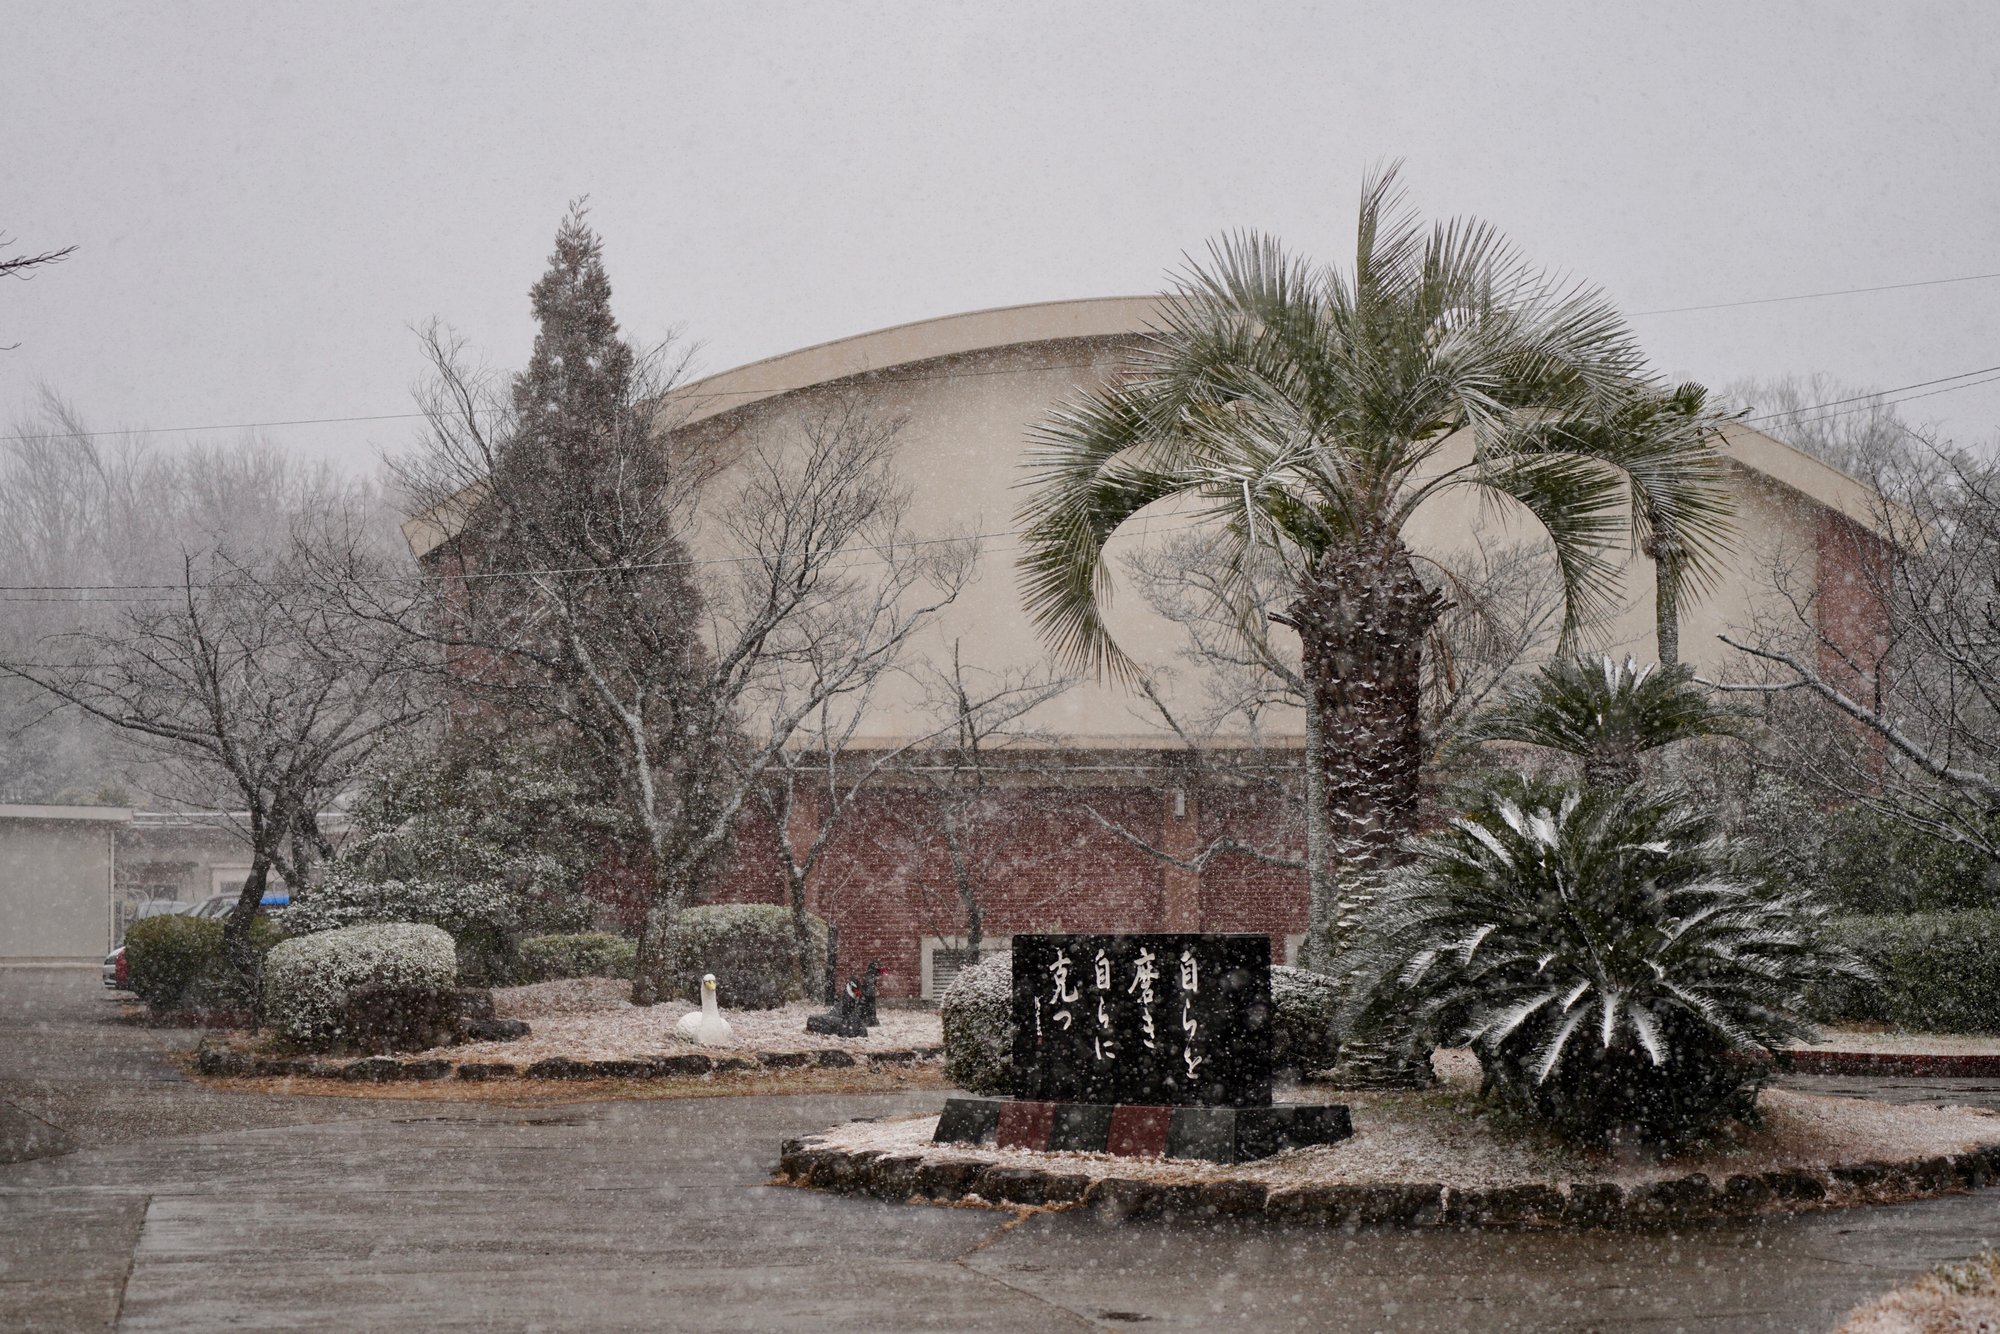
[1647,520,1681,670]
[1288,535,1444,1088]
[221,850,272,1009]
[786,863,815,1000]
[630,852,684,1006]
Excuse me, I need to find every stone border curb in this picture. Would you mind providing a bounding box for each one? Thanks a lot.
[1778,1050,2000,1078]
[772,1137,2000,1229]
[192,1040,943,1083]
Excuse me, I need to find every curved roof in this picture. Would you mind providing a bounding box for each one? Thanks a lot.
[405,295,1887,556]
[668,295,1163,428]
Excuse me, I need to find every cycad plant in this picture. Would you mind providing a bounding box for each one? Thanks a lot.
[1016,166,1733,968]
[1347,778,1846,1147]
[1469,655,1749,789]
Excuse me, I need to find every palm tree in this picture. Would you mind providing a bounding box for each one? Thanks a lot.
[1017,166,1733,972]
[1469,655,1750,789]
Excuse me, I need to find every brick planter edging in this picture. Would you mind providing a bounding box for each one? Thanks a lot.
[192,1040,942,1083]
[1778,1050,2000,1078]
[773,1137,2000,1229]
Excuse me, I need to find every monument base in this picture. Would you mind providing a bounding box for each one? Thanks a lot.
[934,1096,1352,1165]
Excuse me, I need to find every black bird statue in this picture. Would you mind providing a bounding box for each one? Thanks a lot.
[805,976,867,1037]
[859,960,882,1028]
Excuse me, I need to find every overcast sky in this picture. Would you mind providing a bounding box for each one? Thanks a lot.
[6,1,1999,471]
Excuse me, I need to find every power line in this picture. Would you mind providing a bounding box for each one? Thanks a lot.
[10,267,2000,445]
[1631,269,2000,316]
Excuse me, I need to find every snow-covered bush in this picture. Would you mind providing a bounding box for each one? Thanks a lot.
[263,922,457,1048]
[1347,778,1854,1148]
[1269,965,1340,1075]
[661,905,827,1009]
[517,932,637,982]
[940,951,1011,1095]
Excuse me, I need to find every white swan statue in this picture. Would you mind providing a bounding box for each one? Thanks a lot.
[675,973,736,1047]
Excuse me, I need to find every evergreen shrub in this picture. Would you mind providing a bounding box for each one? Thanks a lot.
[661,905,828,1009]
[124,915,225,1011]
[263,922,457,1048]
[1815,911,2000,1033]
[516,932,638,982]
[1349,780,1848,1148]
[940,951,1011,1094]
[342,978,466,1053]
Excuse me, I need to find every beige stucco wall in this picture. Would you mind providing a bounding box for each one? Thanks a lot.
[663,303,1864,746]
[0,807,125,961]
[408,297,1879,748]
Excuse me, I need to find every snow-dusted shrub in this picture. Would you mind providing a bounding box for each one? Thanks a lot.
[263,922,457,1048]
[517,932,637,982]
[1269,965,1340,1075]
[125,916,227,1012]
[1347,778,1853,1148]
[940,951,1011,1095]
[660,905,827,1009]
[282,873,515,940]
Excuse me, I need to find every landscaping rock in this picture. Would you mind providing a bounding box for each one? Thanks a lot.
[587,1059,655,1080]
[1758,1168,1827,1202]
[398,1059,452,1081]
[194,1045,251,1077]
[815,1050,857,1069]
[340,1056,403,1083]
[867,1050,917,1067]
[866,1156,924,1201]
[650,1053,714,1077]
[758,1051,811,1068]
[1562,1182,1625,1224]
[912,1160,981,1199]
[524,1057,595,1080]
[460,1018,530,1043]
[455,1062,517,1081]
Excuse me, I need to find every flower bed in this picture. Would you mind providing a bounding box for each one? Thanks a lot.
[778,1055,2000,1229]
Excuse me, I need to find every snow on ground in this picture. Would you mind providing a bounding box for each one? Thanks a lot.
[1796,1027,2000,1056]
[1835,1252,2000,1333]
[811,1054,2000,1193]
[433,980,942,1063]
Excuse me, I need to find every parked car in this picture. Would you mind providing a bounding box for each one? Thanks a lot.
[103,893,289,989]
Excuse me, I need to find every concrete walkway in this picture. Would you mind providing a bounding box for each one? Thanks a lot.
[9,970,2000,1331]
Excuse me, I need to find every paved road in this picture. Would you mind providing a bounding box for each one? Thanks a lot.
[7,969,2000,1332]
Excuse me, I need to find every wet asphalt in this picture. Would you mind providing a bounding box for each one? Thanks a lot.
[5,968,2000,1332]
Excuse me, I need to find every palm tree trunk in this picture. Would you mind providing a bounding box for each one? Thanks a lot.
[1289,536,1444,1088]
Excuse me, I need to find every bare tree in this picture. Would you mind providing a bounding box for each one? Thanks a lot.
[742,543,981,992]
[1,235,76,349]
[1707,439,2000,860]
[0,476,433,988]
[878,642,1074,963]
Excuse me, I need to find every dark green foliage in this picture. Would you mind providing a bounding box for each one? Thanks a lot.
[342,979,465,1054]
[1814,912,2000,1032]
[124,913,279,1012]
[125,915,226,1011]
[662,905,828,1009]
[939,951,1011,1094]
[516,932,638,983]
[1817,811,1996,915]
[1269,965,1341,1075]
[1469,656,1748,788]
[1349,779,1848,1148]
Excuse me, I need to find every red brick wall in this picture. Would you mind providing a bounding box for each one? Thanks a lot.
[690,780,1306,998]
[1815,512,1892,691]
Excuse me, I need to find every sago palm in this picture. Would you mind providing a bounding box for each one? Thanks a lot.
[1345,780,1844,1147]
[1017,165,1734,966]
[1469,655,1750,788]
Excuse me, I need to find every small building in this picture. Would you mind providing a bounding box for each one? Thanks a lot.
[0,804,127,962]
[0,807,307,963]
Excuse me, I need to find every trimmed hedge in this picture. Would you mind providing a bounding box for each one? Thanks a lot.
[940,952,1011,1094]
[263,922,458,1047]
[125,915,226,1011]
[939,953,1342,1095]
[124,912,278,1011]
[516,932,637,983]
[661,905,828,1009]
[1816,912,2000,1033]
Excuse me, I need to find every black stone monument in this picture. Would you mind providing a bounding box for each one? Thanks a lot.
[933,932,1351,1165]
